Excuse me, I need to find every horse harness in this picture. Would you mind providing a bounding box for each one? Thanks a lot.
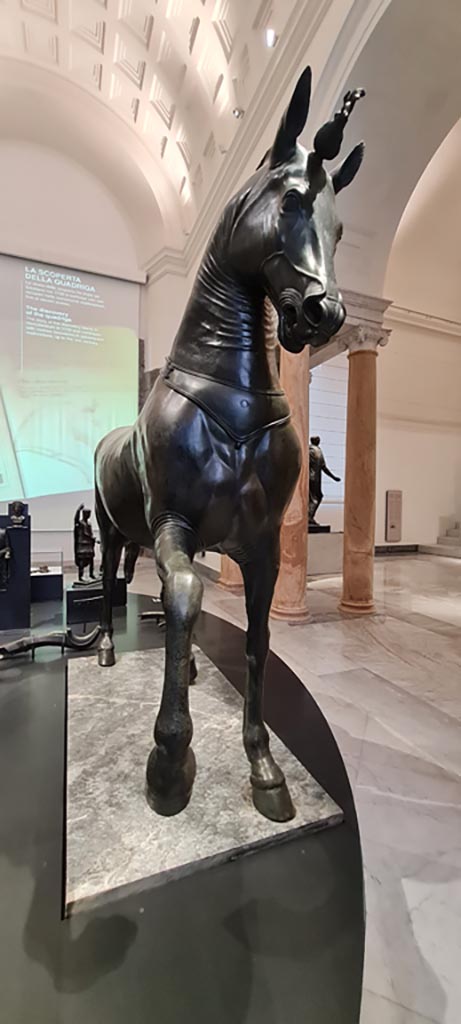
[161,361,291,449]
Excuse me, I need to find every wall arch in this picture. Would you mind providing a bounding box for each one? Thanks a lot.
[322,0,461,299]
[0,140,141,280]
[0,58,183,269]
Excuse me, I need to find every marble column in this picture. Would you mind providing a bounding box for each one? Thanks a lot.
[271,310,310,622]
[218,555,243,592]
[340,325,387,614]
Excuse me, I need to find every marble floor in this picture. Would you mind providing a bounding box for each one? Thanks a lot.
[130,554,461,1024]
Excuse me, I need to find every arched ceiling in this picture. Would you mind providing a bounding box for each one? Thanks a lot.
[0,58,173,264]
[329,0,461,298]
[0,0,294,248]
[385,116,461,322]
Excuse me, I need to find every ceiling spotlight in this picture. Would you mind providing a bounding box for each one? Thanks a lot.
[265,27,277,48]
[232,107,245,119]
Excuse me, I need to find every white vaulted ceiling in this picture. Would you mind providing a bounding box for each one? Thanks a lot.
[0,0,295,252]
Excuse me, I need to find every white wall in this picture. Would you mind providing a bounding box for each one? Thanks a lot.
[309,354,348,533]
[142,271,192,370]
[378,116,461,546]
[0,140,142,560]
[377,321,461,544]
[0,140,141,281]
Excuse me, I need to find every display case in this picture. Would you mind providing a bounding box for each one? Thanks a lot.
[30,549,64,603]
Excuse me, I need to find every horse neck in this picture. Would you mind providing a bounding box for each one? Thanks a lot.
[170,244,281,393]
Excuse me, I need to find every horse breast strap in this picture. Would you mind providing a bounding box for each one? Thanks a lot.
[161,364,291,447]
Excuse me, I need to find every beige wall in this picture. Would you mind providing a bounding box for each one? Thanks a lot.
[142,271,192,371]
[378,115,461,546]
[0,140,141,281]
[377,321,461,544]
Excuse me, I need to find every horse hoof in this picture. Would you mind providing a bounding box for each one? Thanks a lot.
[251,781,296,823]
[98,646,115,668]
[145,747,196,817]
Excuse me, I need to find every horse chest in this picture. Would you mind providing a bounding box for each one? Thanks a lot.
[197,419,301,549]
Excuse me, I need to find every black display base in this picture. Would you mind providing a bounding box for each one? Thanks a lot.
[309,523,331,534]
[66,578,127,626]
[0,594,364,1024]
[31,572,63,604]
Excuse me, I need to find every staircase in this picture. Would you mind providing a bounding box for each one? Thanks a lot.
[420,523,461,559]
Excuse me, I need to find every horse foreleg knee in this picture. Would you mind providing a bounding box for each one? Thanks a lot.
[163,567,203,628]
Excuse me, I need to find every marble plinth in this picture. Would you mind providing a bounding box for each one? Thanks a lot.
[66,647,342,912]
[308,531,344,576]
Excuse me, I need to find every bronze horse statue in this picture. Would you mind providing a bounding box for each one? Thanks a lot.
[95,68,365,823]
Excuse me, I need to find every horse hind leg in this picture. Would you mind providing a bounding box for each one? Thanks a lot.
[95,490,124,668]
[123,541,140,585]
[146,521,202,816]
[241,541,296,823]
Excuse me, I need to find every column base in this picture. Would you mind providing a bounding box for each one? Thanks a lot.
[270,603,311,624]
[339,598,375,615]
[217,580,244,594]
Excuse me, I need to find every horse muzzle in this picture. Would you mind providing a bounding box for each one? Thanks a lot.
[277,289,346,353]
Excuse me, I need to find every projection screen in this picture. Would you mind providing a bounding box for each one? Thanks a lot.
[0,254,139,505]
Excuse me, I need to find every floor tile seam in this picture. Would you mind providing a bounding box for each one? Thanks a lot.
[357,718,461,779]
[321,664,461,733]
[355,783,461,811]
[355,623,461,674]
[352,724,366,786]
[357,743,461,785]
[361,838,461,878]
[377,605,460,633]
[379,618,461,659]
[361,986,440,1023]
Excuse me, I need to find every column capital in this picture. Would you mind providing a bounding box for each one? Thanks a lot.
[343,323,390,355]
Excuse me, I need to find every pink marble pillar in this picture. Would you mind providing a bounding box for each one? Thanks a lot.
[270,309,310,622]
[340,325,387,614]
[218,555,243,591]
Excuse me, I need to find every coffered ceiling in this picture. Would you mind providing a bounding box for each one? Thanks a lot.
[0,0,294,237]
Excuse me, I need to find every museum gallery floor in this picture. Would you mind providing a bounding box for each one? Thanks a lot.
[0,590,364,1024]
[0,553,459,1023]
[134,553,461,1024]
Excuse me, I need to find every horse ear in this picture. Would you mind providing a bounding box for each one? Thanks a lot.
[256,148,270,170]
[332,142,365,193]
[270,66,312,168]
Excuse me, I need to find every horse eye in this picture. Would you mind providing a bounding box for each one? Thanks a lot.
[282,190,302,213]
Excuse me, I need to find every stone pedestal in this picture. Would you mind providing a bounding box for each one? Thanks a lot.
[271,327,310,622]
[308,531,343,576]
[340,326,387,614]
[66,647,342,911]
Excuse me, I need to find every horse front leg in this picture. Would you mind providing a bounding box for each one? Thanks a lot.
[95,492,124,667]
[146,522,203,816]
[241,538,296,823]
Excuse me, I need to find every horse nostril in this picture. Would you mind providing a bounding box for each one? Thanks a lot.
[282,302,298,328]
[303,296,324,327]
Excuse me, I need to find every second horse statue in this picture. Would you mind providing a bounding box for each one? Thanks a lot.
[95,67,365,823]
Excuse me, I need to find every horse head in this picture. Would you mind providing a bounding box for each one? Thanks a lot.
[227,67,365,353]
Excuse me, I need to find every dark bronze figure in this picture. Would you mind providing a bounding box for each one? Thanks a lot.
[309,436,341,526]
[0,528,11,591]
[9,501,27,527]
[94,68,365,822]
[0,625,101,660]
[73,504,97,583]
